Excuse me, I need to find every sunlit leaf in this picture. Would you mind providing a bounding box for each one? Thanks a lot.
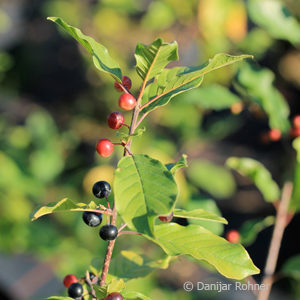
[30,199,101,221]
[47,17,122,81]
[186,197,225,235]
[148,223,260,280]
[165,154,188,175]
[141,53,252,114]
[109,250,171,280]
[135,38,178,81]
[114,154,177,237]
[173,208,227,224]
[226,157,280,202]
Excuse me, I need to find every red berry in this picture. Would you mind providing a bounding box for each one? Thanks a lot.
[106,292,123,300]
[269,129,281,141]
[96,139,113,157]
[122,76,132,90]
[159,212,174,223]
[107,112,125,129]
[291,127,300,138]
[119,93,136,111]
[293,115,300,129]
[226,230,240,243]
[63,274,78,288]
[114,76,132,92]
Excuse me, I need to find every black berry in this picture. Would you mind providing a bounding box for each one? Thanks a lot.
[68,282,83,299]
[99,224,118,241]
[92,181,111,198]
[82,211,102,227]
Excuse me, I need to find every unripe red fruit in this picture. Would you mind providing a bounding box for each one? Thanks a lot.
[290,127,300,138]
[293,115,300,129]
[106,292,123,300]
[226,230,240,243]
[269,129,281,141]
[107,112,125,129]
[159,212,174,223]
[63,274,78,288]
[119,93,136,111]
[114,76,132,92]
[96,139,113,157]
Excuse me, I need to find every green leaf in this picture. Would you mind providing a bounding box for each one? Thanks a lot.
[116,127,146,140]
[149,223,260,280]
[226,157,280,202]
[47,17,122,81]
[235,63,290,133]
[187,159,236,199]
[240,216,275,246]
[135,38,178,82]
[248,0,300,45]
[45,297,73,300]
[281,255,300,280]
[93,279,125,298]
[109,250,171,281]
[141,53,252,114]
[114,154,177,237]
[165,154,188,175]
[291,137,300,212]
[93,285,107,299]
[107,278,125,294]
[182,84,240,110]
[186,197,225,235]
[123,290,152,300]
[30,199,100,221]
[173,208,227,224]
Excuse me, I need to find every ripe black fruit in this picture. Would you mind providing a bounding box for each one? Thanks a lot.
[99,224,118,241]
[82,211,102,227]
[93,181,111,198]
[68,282,83,299]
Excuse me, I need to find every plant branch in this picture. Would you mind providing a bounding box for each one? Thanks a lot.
[85,271,97,298]
[118,223,127,232]
[118,231,142,236]
[257,182,293,300]
[99,78,147,285]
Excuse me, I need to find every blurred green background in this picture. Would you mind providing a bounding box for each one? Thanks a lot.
[1,0,300,299]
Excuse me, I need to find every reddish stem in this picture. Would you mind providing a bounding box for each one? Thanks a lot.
[118,231,142,236]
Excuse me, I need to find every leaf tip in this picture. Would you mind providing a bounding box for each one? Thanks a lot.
[47,16,57,22]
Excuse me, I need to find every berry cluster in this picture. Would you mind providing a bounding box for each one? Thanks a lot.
[96,76,136,158]
[63,180,120,298]
[82,180,118,241]
[63,273,123,299]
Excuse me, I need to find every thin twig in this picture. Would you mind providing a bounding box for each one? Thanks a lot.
[257,182,293,300]
[85,270,97,298]
[135,112,149,130]
[118,223,127,232]
[118,231,142,236]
